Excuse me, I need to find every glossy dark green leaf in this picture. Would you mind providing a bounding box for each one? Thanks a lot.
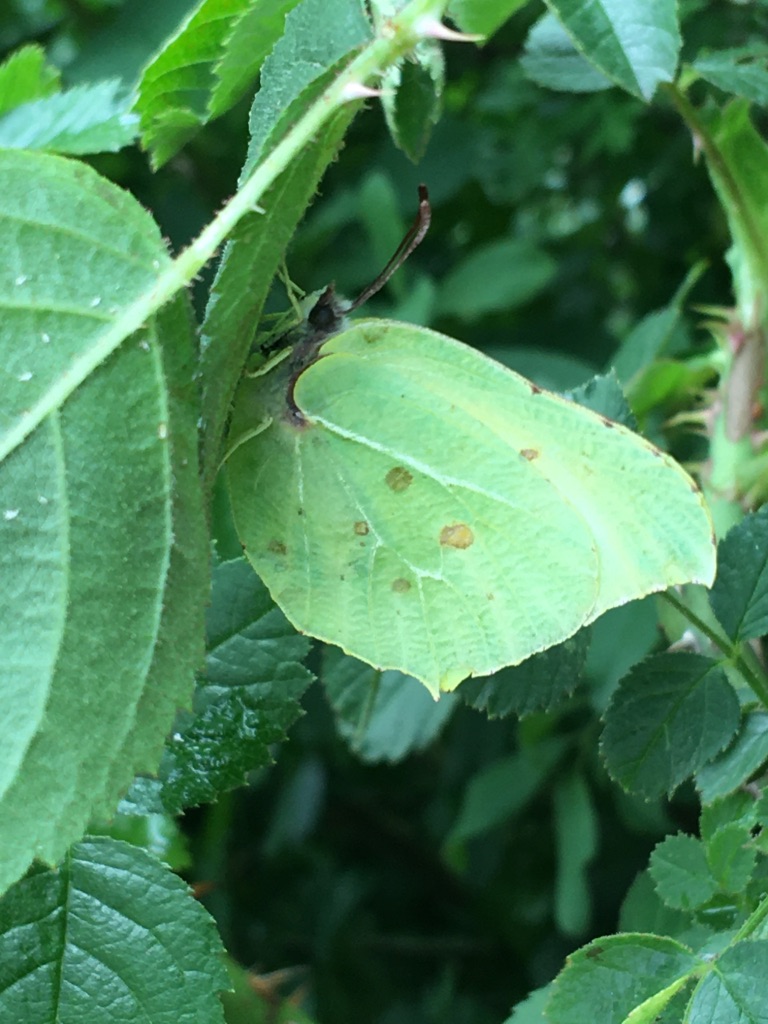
[159,558,312,813]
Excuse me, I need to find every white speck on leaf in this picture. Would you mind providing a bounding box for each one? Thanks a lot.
[38,495,48,504]
[139,339,150,351]
[157,423,168,439]
[4,509,19,521]
[17,371,32,382]
[14,274,27,286]
[41,332,50,344]
[90,296,101,308]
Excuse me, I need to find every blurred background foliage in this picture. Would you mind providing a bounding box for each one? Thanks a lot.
[2,1,763,1022]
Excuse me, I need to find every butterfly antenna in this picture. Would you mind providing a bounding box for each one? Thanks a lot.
[346,184,431,312]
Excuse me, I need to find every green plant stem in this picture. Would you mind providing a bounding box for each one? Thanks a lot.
[733,890,768,943]
[1,0,449,463]
[663,84,768,285]
[661,590,768,707]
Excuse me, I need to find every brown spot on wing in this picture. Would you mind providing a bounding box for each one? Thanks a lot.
[386,466,413,492]
[440,523,474,549]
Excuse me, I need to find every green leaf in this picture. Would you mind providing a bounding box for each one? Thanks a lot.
[0,151,206,893]
[446,737,568,845]
[159,558,312,812]
[611,264,706,387]
[0,79,138,154]
[199,0,372,485]
[565,370,636,428]
[0,838,228,1022]
[136,0,302,168]
[436,237,557,321]
[322,648,458,762]
[709,505,768,642]
[543,0,681,101]
[0,43,60,115]
[460,629,590,718]
[700,790,758,841]
[506,986,550,1023]
[521,14,614,94]
[693,48,768,107]
[381,39,444,162]
[650,833,717,910]
[546,934,697,1024]
[243,0,372,176]
[697,711,768,803]
[704,823,756,895]
[200,106,358,487]
[447,0,529,38]
[229,319,715,693]
[553,771,598,936]
[601,653,739,798]
[687,941,768,1023]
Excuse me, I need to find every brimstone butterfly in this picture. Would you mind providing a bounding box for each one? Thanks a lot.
[227,188,715,696]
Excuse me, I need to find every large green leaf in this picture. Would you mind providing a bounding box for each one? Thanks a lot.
[544,0,680,100]
[0,151,206,893]
[0,838,228,1023]
[228,318,715,694]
